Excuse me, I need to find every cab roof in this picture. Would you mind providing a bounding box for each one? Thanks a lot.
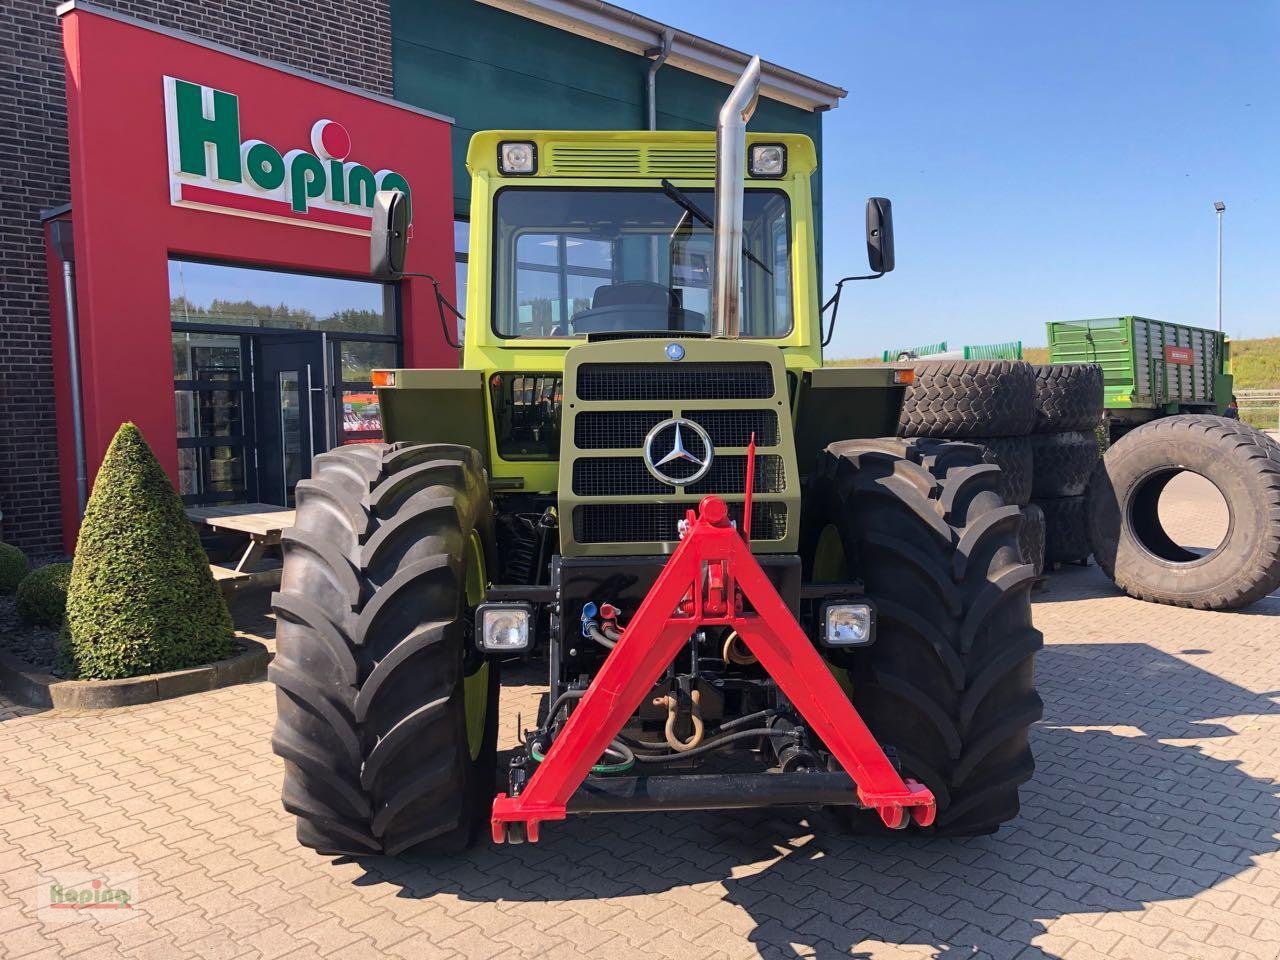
[467,130,817,181]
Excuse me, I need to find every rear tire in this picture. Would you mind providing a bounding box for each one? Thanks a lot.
[1019,504,1046,576]
[968,436,1033,506]
[1033,364,1104,433]
[270,442,499,856]
[1087,415,1280,609]
[1030,430,1099,499]
[898,361,1036,439]
[802,438,1043,835]
[1038,495,1091,566]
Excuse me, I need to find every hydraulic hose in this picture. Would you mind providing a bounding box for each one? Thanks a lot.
[531,737,635,775]
[586,623,616,650]
[546,687,586,724]
[715,708,781,734]
[626,726,799,764]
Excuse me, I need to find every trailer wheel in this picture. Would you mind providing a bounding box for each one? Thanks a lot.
[1030,430,1099,499]
[270,443,499,856]
[1019,504,1046,576]
[1033,364,1104,433]
[802,438,1043,835]
[1087,415,1280,610]
[898,360,1036,439]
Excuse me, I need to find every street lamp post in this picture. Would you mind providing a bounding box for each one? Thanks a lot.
[1214,201,1225,333]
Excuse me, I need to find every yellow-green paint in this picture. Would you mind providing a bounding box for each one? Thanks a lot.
[811,524,847,582]
[375,128,905,511]
[459,130,822,494]
[557,336,800,556]
[463,530,489,761]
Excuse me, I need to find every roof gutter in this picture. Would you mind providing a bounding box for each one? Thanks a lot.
[645,27,674,130]
[477,0,847,112]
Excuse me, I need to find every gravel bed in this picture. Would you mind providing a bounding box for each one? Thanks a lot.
[0,594,61,672]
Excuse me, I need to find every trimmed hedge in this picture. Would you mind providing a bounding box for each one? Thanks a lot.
[0,542,29,595]
[16,563,73,628]
[60,423,234,680]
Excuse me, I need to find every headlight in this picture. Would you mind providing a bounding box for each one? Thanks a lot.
[499,141,537,175]
[749,143,787,178]
[477,603,533,652]
[820,601,875,647]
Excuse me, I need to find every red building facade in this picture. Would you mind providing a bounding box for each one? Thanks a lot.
[47,5,457,552]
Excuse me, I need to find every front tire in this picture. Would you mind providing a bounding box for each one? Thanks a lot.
[802,438,1043,835]
[270,443,499,856]
[1087,415,1280,609]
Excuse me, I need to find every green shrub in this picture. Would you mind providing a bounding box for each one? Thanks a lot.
[60,423,234,680]
[0,542,30,595]
[16,562,72,627]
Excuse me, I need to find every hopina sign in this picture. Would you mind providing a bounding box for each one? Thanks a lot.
[163,76,412,235]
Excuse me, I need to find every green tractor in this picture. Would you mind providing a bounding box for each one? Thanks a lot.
[270,58,1042,855]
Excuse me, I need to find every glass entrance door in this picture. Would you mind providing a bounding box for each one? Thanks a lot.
[257,334,326,506]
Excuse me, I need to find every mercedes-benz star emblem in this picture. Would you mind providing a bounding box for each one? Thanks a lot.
[643,417,715,487]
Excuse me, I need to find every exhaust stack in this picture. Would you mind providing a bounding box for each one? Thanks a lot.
[711,55,761,339]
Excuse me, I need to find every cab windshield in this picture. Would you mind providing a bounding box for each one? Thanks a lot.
[491,187,792,339]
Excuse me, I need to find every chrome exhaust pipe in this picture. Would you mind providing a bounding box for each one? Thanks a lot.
[711,55,761,339]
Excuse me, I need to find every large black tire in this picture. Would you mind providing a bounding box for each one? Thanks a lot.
[898,360,1036,439]
[968,436,1033,506]
[1030,430,1098,499]
[270,442,500,856]
[1038,495,1091,565]
[1033,364,1104,433]
[1087,415,1280,610]
[1019,504,1046,576]
[802,438,1042,835]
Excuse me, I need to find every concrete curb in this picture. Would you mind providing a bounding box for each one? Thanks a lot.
[0,639,271,711]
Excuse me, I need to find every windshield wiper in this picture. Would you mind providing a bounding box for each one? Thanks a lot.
[660,179,772,276]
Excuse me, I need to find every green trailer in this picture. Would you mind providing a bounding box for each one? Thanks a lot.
[1046,316,1232,439]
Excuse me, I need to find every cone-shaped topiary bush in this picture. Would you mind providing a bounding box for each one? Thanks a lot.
[16,562,72,628]
[60,423,234,679]
[0,542,29,594]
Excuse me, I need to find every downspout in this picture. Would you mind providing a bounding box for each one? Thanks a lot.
[49,219,89,518]
[645,28,675,130]
[711,55,761,339]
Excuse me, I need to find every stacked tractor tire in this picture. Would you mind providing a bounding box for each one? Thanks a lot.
[897,359,1101,576]
[1028,365,1105,570]
[898,358,1280,611]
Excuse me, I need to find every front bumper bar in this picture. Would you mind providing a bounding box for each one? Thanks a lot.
[569,771,861,814]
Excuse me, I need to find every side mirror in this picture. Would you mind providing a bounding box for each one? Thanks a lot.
[371,190,409,279]
[866,197,895,274]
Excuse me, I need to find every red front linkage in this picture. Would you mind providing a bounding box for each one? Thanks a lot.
[491,495,936,842]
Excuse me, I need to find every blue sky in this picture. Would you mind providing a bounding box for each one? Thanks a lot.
[631,0,1278,358]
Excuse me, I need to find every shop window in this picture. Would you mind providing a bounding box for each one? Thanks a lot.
[170,259,400,500]
[168,259,394,334]
[337,341,397,446]
[172,331,249,503]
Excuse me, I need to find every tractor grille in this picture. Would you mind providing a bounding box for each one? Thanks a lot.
[574,501,788,544]
[576,363,773,401]
[572,455,786,497]
[546,143,715,179]
[561,342,797,556]
[574,409,779,450]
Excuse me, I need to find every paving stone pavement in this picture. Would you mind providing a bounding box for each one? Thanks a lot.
[1,477,1277,959]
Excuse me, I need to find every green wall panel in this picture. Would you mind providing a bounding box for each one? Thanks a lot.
[389,0,824,237]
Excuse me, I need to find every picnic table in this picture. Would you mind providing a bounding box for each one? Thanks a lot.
[187,503,296,591]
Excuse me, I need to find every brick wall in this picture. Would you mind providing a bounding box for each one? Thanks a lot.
[0,0,392,555]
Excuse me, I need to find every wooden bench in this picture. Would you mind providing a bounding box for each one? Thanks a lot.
[188,503,296,593]
[208,564,252,592]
